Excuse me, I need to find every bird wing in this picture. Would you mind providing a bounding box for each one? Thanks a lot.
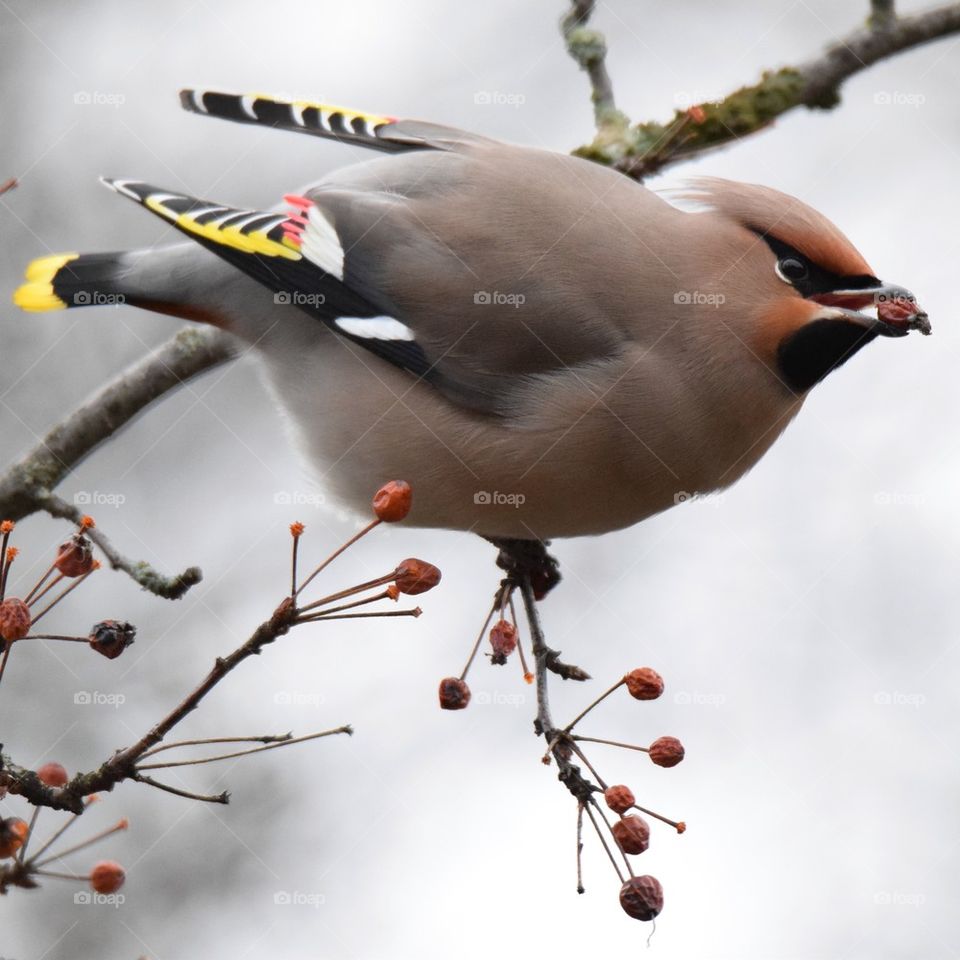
[179,89,495,153]
[102,138,670,413]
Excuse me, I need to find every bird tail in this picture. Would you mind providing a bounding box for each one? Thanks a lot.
[12,252,131,312]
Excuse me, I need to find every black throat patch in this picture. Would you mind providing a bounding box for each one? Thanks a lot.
[777,318,879,393]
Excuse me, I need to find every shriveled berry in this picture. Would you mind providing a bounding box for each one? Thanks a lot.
[649,735,685,767]
[37,762,69,787]
[0,598,31,642]
[90,860,125,894]
[489,619,517,659]
[624,667,664,701]
[619,875,663,921]
[438,677,470,710]
[611,814,650,855]
[604,784,636,814]
[88,620,136,660]
[55,534,94,577]
[0,817,28,859]
[372,480,412,523]
[394,558,441,595]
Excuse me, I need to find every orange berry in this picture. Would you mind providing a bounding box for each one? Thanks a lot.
[624,667,664,701]
[89,860,125,894]
[489,619,517,660]
[372,480,412,522]
[394,558,441,595]
[619,875,663,921]
[438,677,471,710]
[54,534,94,577]
[611,814,650,855]
[88,620,136,660]
[0,598,31,642]
[649,735,685,767]
[0,817,28,858]
[604,784,635,814]
[37,762,69,787]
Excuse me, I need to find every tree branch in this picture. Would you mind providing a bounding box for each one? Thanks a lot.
[570,2,960,178]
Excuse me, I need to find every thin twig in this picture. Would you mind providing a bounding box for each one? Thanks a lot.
[139,733,294,760]
[133,775,229,804]
[560,0,624,130]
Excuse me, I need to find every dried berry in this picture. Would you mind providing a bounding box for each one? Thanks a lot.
[88,620,136,660]
[438,677,470,710]
[0,817,28,859]
[649,735,685,768]
[489,619,517,660]
[90,860,125,894]
[619,875,663,921]
[611,814,650,855]
[624,667,664,701]
[394,558,441,595]
[372,480,412,523]
[604,784,636,815]
[37,762,69,787]
[0,597,31,642]
[55,534,94,577]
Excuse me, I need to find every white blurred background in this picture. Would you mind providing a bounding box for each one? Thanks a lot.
[1,1,958,957]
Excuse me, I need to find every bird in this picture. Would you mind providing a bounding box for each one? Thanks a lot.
[12,90,931,543]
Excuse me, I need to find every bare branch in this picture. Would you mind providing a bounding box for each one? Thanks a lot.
[0,325,236,522]
[560,0,626,132]
[571,2,960,178]
[40,493,202,599]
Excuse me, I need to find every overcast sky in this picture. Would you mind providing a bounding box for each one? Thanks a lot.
[1,1,958,958]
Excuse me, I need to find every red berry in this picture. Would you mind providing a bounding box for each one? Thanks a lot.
[611,814,650,855]
[649,735,685,767]
[0,597,31,642]
[37,762,69,787]
[438,677,470,710]
[90,860,125,894]
[394,559,441,595]
[88,620,136,660]
[54,534,94,577]
[624,667,664,701]
[489,619,517,660]
[0,817,28,859]
[619,875,663,921]
[604,784,635,814]
[372,480,412,523]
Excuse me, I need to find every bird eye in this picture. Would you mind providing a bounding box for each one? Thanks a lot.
[776,257,809,283]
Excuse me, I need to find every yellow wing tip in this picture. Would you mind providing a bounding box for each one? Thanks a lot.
[24,252,79,284]
[13,253,78,312]
[12,281,67,312]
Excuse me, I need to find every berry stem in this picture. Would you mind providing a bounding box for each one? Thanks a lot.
[23,560,58,605]
[459,599,498,681]
[563,679,626,734]
[576,802,585,894]
[296,608,421,623]
[16,807,41,864]
[139,733,294,761]
[297,572,396,613]
[295,589,392,620]
[295,518,380,597]
[29,567,96,627]
[133,775,229,804]
[572,734,649,753]
[30,819,128,869]
[582,800,625,883]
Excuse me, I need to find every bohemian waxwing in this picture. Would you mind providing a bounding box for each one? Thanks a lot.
[13,91,931,541]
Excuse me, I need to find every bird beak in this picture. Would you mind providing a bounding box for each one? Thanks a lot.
[812,283,932,338]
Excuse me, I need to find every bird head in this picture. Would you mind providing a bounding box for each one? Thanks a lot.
[678,178,931,394]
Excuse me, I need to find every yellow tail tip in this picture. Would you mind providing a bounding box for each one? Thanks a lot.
[13,253,78,312]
